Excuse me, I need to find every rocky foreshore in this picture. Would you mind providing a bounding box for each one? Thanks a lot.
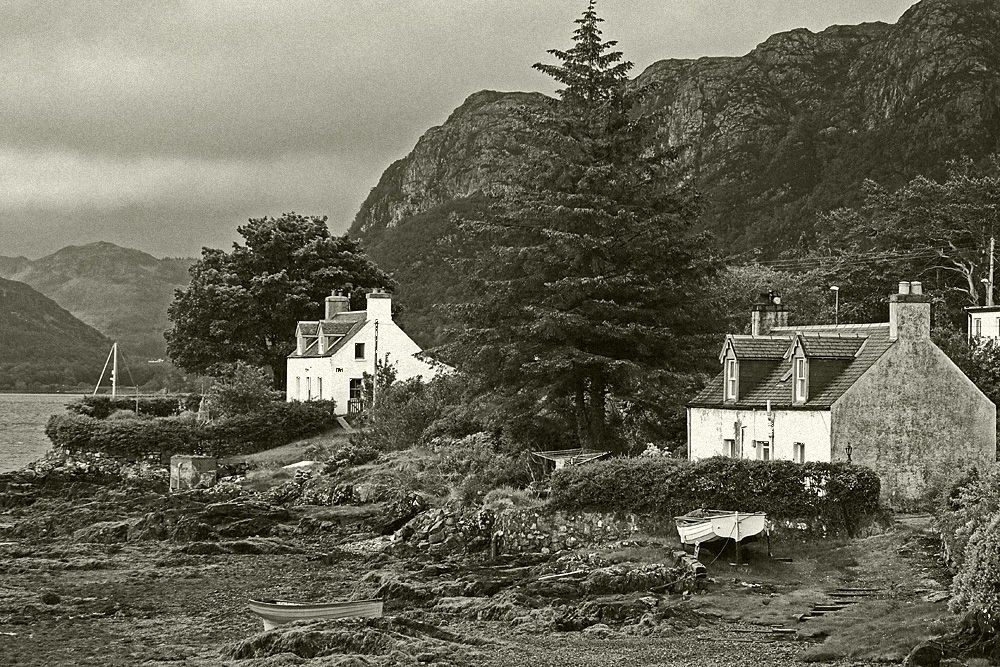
[0,451,970,666]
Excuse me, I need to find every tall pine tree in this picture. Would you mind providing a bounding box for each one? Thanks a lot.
[447,2,719,453]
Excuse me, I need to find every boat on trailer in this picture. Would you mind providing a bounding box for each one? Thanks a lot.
[674,509,768,558]
[247,598,384,631]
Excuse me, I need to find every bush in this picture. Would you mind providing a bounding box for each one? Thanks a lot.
[550,456,882,535]
[46,400,340,461]
[323,443,380,474]
[203,362,283,419]
[432,433,532,505]
[67,395,201,419]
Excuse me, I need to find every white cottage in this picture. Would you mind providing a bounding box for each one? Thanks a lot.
[286,291,443,414]
[687,282,996,502]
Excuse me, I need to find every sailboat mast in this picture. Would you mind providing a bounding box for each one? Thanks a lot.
[111,342,118,398]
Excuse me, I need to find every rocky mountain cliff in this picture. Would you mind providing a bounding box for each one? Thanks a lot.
[350,0,1000,300]
[0,243,192,359]
[0,277,113,390]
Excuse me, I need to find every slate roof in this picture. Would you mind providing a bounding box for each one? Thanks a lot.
[290,311,367,359]
[689,323,893,410]
[727,336,789,359]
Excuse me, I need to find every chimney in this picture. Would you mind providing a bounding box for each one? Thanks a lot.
[889,280,930,341]
[325,291,349,319]
[365,291,392,321]
[751,291,789,336]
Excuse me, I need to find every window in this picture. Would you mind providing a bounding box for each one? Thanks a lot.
[975,318,982,337]
[316,377,322,400]
[793,442,805,463]
[295,376,301,401]
[349,378,363,400]
[723,439,736,458]
[306,376,312,400]
[725,358,737,399]
[794,357,807,402]
[756,440,771,461]
[355,342,365,359]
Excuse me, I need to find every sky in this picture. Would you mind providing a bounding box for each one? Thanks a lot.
[0,0,918,260]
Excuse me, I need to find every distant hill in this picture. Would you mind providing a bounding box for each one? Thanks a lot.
[0,277,114,391]
[0,242,193,359]
[349,0,1000,343]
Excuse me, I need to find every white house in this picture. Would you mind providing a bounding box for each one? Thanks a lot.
[687,282,996,502]
[286,291,444,413]
[966,305,1000,341]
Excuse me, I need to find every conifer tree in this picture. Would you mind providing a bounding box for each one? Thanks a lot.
[448,2,719,453]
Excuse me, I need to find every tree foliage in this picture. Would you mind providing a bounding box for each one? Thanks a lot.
[447,3,720,453]
[203,361,283,420]
[811,156,1000,325]
[166,213,393,387]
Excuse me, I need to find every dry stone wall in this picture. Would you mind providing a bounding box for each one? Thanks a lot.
[392,504,641,556]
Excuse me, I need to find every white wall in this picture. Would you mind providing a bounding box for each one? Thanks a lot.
[286,318,444,413]
[969,311,1000,341]
[688,407,832,463]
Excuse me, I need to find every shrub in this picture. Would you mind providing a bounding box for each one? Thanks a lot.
[46,400,340,461]
[67,395,201,419]
[432,433,532,505]
[203,362,283,419]
[322,443,380,474]
[550,456,881,535]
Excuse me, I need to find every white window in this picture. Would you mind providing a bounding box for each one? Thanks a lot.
[723,439,736,457]
[306,377,312,400]
[316,377,322,400]
[793,442,805,463]
[726,358,737,399]
[295,376,301,401]
[756,440,771,461]
[975,318,982,337]
[794,357,807,402]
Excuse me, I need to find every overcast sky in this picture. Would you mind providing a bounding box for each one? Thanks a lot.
[0,0,917,260]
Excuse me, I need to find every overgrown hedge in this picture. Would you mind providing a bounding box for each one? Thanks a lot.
[550,456,882,535]
[46,400,339,461]
[67,395,202,419]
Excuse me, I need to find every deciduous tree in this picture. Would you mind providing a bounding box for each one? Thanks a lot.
[166,213,393,388]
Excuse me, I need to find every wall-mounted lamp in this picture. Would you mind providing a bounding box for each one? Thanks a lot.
[845,444,854,463]
[830,285,840,325]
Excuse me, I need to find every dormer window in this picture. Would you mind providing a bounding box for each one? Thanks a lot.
[725,358,737,400]
[794,357,807,402]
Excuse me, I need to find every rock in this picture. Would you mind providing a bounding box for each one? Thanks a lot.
[583,623,614,638]
[39,592,60,605]
[72,520,131,544]
[904,641,943,667]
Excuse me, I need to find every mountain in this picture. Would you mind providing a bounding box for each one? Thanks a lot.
[0,242,193,359]
[0,277,113,391]
[349,0,1000,344]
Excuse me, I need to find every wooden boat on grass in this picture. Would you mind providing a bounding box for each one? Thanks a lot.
[248,598,383,631]
[674,509,768,557]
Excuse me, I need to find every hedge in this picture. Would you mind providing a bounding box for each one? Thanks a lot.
[550,456,882,535]
[46,400,339,461]
[67,395,202,419]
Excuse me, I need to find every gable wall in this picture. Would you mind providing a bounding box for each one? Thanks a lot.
[832,339,996,504]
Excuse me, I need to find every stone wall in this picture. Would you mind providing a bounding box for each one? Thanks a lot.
[392,504,641,556]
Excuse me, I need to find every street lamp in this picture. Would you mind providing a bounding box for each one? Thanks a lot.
[845,444,853,463]
[830,286,840,325]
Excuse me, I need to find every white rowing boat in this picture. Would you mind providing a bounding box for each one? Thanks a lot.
[674,509,767,548]
[247,598,384,631]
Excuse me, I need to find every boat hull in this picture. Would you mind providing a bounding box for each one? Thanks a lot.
[674,510,767,546]
[248,598,384,631]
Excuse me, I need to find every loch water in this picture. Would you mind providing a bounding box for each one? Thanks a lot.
[0,393,78,473]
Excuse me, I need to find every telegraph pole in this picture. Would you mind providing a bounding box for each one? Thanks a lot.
[989,236,996,307]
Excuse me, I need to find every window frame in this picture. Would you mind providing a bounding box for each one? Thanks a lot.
[756,440,771,461]
[793,441,805,463]
[349,378,363,401]
[794,357,807,402]
[355,342,366,360]
[725,358,737,400]
[723,438,736,458]
[975,317,982,337]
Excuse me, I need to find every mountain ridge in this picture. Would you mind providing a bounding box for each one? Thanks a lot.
[0,242,193,359]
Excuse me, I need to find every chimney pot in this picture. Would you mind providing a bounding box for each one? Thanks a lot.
[898,281,911,295]
[911,281,923,295]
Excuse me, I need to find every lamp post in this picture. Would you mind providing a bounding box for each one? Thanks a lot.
[982,277,991,306]
[830,286,840,325]
[845,444,853,464]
